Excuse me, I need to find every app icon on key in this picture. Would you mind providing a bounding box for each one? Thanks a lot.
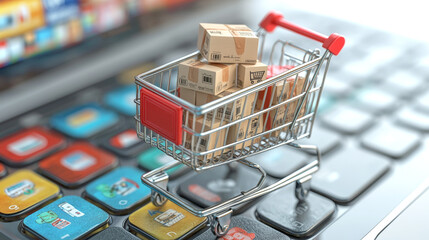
[38,142,118,188]
[128,200,207,240]
[100,129,147,157]
[50,103,119,139]
[0,163,6,178]
[104,85,135,116]
[22,195,110,240]
[138,148,185,178]
[0,127,65,166]
[85,167,150,214]
[0,170,60,221]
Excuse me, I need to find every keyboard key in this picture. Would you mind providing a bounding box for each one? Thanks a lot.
[354,88,398,114]
[128,200,207,240]
[0,127,65,166]
[323,76,353,98]
[84,167,150,214]
[100,129,147,158]
[89,227,139,240]
[50,103,119,139]
[361,122,421,159]
[312,146,390,203]
[22,196,110,240]
[416,91,429,113]
[247,147,308,178]
[177,164,262,208]
[0,170,60,221]
[38,142,118,188]
[396,107,429,132]
[256,186,335,238]
[0,163,6,178]
[321,104,374,134]
[194,216,289,240]
[138,148,186,179]
[297,126,341,155]
[104,85,136,116]
[379,71,424,98]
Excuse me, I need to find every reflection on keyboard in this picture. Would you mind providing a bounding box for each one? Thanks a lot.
[0,8,429,240]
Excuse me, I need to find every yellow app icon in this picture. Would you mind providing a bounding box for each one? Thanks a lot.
[0,170,60,221]
[67,109,97,127]
[128,200,207,240]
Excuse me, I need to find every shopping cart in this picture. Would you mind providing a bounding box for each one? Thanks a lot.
[134,11,344,237]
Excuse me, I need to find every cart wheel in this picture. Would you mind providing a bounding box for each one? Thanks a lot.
[151,191,167,207]
[210,209,233,237]
[295,175,312,202]
[211,219,230,237]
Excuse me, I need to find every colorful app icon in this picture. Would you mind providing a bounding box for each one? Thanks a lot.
[85,167,150,213]
[35,27,54,49]
[58,202,84,218]
[0,127,65,166]
[0,170,60,219]
[38,142,117,188]
[22,196,109,240]
[138,148,184,177]
[42,0,79,26]
[104,85,135,116]
[128,201,207,240]
[0,163,5,178]
[4,179,34,198]
[60,151,96,171]
[220,227,256,240]
[0,40,8,66]
[50,103,119,139]
[110,129,140,149]
[7,37,25,61]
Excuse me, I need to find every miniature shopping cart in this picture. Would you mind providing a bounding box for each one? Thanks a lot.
[134,11,344,237]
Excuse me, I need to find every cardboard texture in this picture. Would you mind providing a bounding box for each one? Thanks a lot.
[184,117,227,160]
[196,87,257,121]
[178,88,197,105]
[237,61,268,89]
[198,23,259,64]
[226,116,263,150]
[257,75,307,137]
[177,59,236,95]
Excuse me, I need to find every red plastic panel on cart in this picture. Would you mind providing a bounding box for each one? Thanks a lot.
[140,88,183,145]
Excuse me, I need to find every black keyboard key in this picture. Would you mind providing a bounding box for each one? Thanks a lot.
[321,105,374,134]
[297,126,341,155]
[193,216,289,240]
[177,164,263,209]
[247,147,308,178]
[256,186,335,238]
[396,107,429,132]
[361,122,421,159]
[354,88,398,114]
[311,146,390,204]
[99,128,148,158]
[89,227,139,240]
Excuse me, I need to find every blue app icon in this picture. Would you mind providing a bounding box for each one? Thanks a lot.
[104,85,135,116]
[50,103,119,138]
[23,195,109,240]
[85,167,150,213]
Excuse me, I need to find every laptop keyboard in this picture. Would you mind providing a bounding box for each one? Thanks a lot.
[0,8,428,240]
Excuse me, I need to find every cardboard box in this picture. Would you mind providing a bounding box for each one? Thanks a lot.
[257,75,307,137]
[197,23,259,64]
[177,59,236,95]
[184,117,227,161]
[226,116,263,150]
[178,88,197,105]
[196,87,257,121]
[237,61,268,89]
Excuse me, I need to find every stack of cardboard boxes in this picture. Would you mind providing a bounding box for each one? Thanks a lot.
[177,23,306,160]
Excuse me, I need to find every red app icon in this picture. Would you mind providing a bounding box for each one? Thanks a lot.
[0,127,65,166]
[220,227,256,240]
[0,163,5,177]
[38,142,117,188]
[109,129,139,149]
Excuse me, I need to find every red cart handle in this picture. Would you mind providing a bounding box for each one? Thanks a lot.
[260,11,345,56]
